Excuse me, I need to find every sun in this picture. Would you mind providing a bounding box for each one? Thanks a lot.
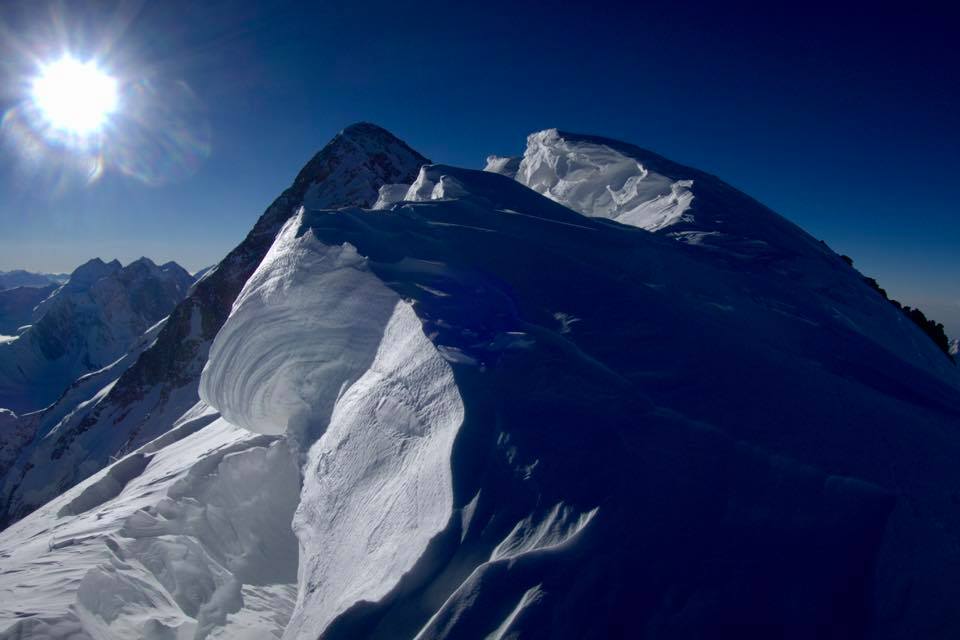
[31,57,118,136]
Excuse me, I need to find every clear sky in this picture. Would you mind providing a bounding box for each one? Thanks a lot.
[0,1,957,333]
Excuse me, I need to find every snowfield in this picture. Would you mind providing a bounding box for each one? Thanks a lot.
[1,123,959,639]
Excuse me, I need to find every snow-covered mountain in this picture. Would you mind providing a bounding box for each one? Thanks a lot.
[0,258,192,414]
[0,123,429,529]
[0,270,66,292]
[0,283,57,336]
[1,124,959,640]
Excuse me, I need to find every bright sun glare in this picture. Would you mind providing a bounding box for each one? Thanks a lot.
[31,57,118,136]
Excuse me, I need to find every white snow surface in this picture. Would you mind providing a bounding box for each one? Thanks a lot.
[201,213,464,637]
[483,155,521,178]
[371,183,411,210]
[201,216,407,437]
[0,407,301,640]
[516,129,694,231]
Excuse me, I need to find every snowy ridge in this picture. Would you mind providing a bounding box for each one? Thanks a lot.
[483,155,521,178]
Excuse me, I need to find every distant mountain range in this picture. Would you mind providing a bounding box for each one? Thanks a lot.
[0,257,193,414]
[0,269,66,292]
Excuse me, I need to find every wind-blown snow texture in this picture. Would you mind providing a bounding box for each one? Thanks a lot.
[2,124,960,640]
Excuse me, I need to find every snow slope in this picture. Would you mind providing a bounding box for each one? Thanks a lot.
[0,407,302,640]
[511,128,958,382]
[0,258,192,414]
[2,125,960,640]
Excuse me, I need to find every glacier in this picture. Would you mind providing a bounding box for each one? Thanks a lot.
[1,123,959,640]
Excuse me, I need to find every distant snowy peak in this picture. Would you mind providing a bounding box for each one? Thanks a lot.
[0,257,192,413]
[0,269,65,291]
[951,337,959,358]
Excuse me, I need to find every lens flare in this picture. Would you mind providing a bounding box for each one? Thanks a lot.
[31,57,118,136]
[1,16,212,190]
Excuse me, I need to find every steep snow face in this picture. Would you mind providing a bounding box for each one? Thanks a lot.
[0,258,192,413]
[278,165,956,639]
[516,129,694,231]
[951,337,958,358]
[200,219,403,437]
[286,290,463,639]
[200,214,464,637]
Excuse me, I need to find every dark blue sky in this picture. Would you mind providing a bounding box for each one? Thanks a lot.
[1,1,958,332]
